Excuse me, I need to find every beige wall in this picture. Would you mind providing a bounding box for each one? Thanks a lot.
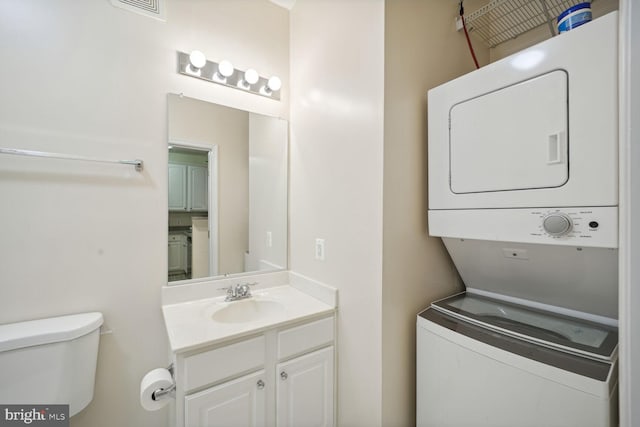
[0,1,288,427]
[168,95,250,274]
[381,1,489,426]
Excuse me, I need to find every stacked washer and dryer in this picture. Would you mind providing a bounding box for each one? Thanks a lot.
[418,12,619,427]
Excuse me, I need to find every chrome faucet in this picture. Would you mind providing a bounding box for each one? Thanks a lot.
[220,282,258,302]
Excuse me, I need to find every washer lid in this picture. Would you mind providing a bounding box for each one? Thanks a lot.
[432,293,617,361]
[0,312,103,353]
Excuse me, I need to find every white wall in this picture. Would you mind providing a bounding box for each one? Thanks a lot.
[289,1,385,425]
[0,1,288,427]
[248,113,288,271]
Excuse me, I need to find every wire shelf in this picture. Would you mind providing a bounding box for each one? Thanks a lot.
[464,0,593,47]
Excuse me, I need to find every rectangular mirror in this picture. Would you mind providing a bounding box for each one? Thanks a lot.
[167,94,288,284]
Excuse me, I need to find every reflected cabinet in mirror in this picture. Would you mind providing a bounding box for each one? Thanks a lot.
[167,94,288,284]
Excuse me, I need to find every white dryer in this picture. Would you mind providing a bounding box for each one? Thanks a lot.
[418,11,619,427]
[428,14,618,211]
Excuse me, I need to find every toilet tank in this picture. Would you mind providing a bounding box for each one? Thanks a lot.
[0,312,103,416]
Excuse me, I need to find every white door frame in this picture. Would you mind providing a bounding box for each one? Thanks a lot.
[618,1,639,425]
[169,139,219,277]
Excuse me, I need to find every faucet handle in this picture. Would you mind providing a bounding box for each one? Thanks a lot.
[237,282,258,297]
[243,282,258,291]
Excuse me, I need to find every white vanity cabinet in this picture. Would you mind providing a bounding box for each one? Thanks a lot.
[169,163,208,212]
[174,315,335,427]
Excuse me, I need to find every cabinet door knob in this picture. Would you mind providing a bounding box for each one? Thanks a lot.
[280,371,288,380]
[256,379,265,390]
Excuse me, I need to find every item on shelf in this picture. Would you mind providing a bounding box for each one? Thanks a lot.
[462,0,596,47]
[557,2,592,33]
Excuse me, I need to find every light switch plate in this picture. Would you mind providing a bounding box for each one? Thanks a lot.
[315,238,325,261]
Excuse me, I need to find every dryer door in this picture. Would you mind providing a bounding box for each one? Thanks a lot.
[450,70,568,194]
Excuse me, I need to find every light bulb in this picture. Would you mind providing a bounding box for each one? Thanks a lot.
[238,68,260,90]
[218,60,234,78]
[267,76,282,92]
[261,75,282,96]
[244,69,259,85]
[189,50,206,69]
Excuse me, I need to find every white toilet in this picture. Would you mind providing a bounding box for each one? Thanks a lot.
[0,312,103,416]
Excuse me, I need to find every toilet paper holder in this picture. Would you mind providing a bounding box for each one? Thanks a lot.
[151,363,176,401]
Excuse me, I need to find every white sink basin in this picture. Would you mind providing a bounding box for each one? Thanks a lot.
[211,299,286,323]
[163,285,336,352]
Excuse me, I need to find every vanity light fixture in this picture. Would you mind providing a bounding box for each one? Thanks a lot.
[176,51,281,101]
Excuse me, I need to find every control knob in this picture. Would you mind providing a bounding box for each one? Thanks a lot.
[542,213,573,236]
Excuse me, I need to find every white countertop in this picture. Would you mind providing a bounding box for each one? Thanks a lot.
[162,284,335,353]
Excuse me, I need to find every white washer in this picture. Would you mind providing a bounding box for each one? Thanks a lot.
[416,293,618,427]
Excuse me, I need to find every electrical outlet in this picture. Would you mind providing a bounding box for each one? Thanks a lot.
[266,231,273,248]
[315,238,325,261]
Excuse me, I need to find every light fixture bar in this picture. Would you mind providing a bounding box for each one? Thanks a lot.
[176,51,281,101]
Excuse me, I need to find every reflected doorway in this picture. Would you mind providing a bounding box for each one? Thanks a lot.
[168,143,218,282]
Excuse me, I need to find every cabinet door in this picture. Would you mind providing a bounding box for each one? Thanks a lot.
[168,238,186,272]
[185,370,267,427]
[276,346,334,427]
[188,165,208,212]
[169,164,187,211]
[191,217,210,278]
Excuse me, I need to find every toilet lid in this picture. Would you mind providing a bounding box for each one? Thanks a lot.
[0,312,103,352]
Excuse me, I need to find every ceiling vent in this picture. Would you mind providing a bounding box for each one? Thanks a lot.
[110,0,166,21]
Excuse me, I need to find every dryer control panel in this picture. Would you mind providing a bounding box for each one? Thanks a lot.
[428,206,618,248]
[534,209,607,240]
